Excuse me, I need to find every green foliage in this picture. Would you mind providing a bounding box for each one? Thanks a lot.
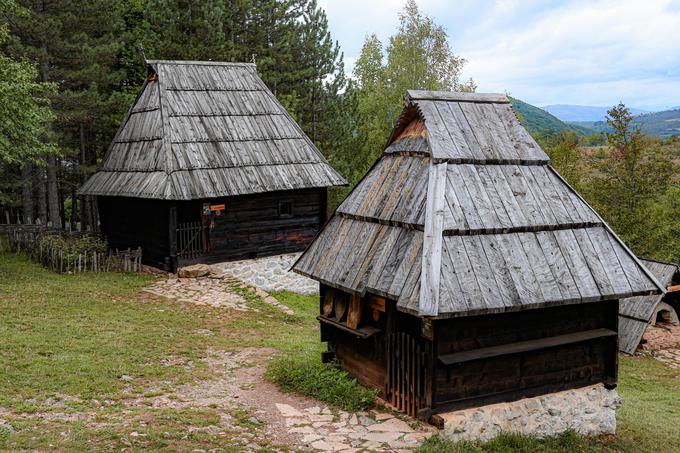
[334,0,473,204]
[266,355,378,412]
[539,131,584,189]
[581,103,678,262]
[416,430,623,453]
[0,3,56,165]
[36,232,108,259]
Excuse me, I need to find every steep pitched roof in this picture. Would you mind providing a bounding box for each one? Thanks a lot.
[293,90,664,318]
[79,60,346,200]
[619,258,679,354]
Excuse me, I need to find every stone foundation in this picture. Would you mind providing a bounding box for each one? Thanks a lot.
[212,253,318,295]
[439,384,621,442]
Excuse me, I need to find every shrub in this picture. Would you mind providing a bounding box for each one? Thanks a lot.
[266,355,378,412]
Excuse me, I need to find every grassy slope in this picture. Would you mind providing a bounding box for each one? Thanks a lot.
[570,109,680,139]
[511,98,593,138]
[1,250,679,451]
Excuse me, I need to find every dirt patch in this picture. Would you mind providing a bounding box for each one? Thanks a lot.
[119,347,436,451]
[641,323,680,369]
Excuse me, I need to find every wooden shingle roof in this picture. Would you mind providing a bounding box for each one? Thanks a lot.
[618,258,678,354]
[293,90,664,318]
[79,60,346,200]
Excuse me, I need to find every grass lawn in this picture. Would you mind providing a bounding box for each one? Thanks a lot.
[1,248,679,451]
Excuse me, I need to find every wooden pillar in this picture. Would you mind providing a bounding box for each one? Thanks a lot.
[168,203,178,272]
[320,188,328,225]
[605,299,618,388]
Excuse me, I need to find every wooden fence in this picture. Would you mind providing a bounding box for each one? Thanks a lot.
[5,227,142,274]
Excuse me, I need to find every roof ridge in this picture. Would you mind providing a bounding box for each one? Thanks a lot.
[146,60,256,67]
[407,90,510,103]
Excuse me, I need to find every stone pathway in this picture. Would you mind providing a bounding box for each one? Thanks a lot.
[119,347,435,451]
[641,323,680,369]
[652,349,680,369]
[213,252,319,295]
[274,403,435,452]
[143,276,294,315]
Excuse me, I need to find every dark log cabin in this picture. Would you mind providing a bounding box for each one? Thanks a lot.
[619,258,679,354]
[79,60,346,270]
[293,91,663,421]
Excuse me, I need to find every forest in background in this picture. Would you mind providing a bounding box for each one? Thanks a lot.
[1,0,678,264]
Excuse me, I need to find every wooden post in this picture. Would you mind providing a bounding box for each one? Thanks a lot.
[320,188,328,225]
[168,203,178,272]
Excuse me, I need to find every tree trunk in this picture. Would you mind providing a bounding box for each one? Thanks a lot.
[79,123,91,231]
[70,187,77,231]
[21,164,34,224]
[36,167,47,224]
[47,155,61,227]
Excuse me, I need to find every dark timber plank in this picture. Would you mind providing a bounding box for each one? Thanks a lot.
[438,328,617,365]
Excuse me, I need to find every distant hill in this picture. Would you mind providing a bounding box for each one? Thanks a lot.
[541,104,648,122]
[510,98,593,138]
[569,108,680,139]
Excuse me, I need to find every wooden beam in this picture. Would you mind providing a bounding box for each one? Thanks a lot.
[667,284,680,293]
[407,90,510,104]
[438,328,617,366]
[317,315,381,339]
[419,161,447,316]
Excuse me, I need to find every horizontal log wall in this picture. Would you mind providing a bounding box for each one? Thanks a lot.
[178,188,325,263]
[432,300,618,409]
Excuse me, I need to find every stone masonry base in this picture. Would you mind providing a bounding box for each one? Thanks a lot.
[439,384,621,443]
[212,252,319,295]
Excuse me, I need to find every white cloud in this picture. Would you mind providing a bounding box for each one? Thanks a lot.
[319,0,680,110]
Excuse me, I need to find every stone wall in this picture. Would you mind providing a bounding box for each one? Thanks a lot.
[439,384,621,442]
[212,252,319,295]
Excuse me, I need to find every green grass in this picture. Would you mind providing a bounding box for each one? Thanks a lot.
[266,355,378,412]
[616,354,680,452]
[0,250,314,450]
[2,248,680,451]
[416,430,629,453]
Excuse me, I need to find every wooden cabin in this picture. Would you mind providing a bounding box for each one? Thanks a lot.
[79,60,346,270]
[619,258,679,354]
[293,91,663,421]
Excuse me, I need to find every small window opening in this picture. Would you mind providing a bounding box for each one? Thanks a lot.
[657,309,673,325]
[279,201,293,218]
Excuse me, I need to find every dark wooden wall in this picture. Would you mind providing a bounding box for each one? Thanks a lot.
[178,188,326,263]
[431,300,619,412]
[320,283,619,417]
[98,196,170,268]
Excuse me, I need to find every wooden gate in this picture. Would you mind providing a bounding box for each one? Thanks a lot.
[177,221,206,260]
[385,332,429,418]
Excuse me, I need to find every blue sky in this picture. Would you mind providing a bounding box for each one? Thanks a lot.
[318,0,680,111]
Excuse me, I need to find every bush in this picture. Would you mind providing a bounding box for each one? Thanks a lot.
[266,355,378,412]
[37,233,107,261]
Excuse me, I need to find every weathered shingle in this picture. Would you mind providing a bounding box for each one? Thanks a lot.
[618,258,678,354]
[294,90,663,318]
[79,60,346,200]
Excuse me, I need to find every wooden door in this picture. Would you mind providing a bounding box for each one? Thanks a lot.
[385,332,429,418]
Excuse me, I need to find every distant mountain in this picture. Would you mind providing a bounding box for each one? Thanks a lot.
[569,108,680,139]
[511,98,592,138]
[541,104,648,122]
